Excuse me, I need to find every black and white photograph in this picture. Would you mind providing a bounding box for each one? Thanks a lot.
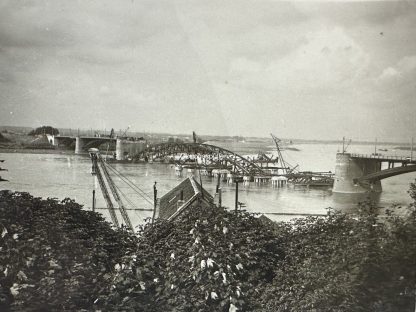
[0,0,415,311]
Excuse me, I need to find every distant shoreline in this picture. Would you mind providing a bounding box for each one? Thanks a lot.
[0,147,75,155]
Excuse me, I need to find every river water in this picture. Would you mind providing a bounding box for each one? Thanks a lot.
[1,141,415,227]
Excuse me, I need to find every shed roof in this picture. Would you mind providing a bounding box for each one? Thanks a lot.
[159,176,213,220]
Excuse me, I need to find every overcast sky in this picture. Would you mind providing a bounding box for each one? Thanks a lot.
[0,0,415,140]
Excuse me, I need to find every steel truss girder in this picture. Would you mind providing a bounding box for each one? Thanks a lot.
[135,143,268,176]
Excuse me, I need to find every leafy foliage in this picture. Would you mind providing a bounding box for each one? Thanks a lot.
[1,182,416,311]
[97,199,284,311]
[0,191,137,311]
[98,190,416,311]
[28,126,59,136]
[258,200,416,311]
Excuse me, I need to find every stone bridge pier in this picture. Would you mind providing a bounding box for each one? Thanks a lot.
[75,137,85,154]
[333,153,382,193]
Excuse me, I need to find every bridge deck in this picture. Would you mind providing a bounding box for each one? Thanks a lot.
[350,153,416,164]
[357,164,416,182]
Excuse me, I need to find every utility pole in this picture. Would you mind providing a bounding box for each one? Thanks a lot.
[198,163,204,199]
[235,180,239,212]
[152,182,157,224]
[92,190,96,212]
[216,173,221,193]
[342,137,345,153]
[411,137,414,161]
[234,177,243,213]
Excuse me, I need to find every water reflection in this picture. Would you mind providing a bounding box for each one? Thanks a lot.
[332,192,382,213]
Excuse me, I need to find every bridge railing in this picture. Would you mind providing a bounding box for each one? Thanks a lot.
[350,153,413,161]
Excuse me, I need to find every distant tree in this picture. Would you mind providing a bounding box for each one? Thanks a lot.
[28,126,59,136]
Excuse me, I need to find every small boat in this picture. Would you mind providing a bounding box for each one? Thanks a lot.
[378,148,388,152]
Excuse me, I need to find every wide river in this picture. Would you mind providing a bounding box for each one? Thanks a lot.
[1,141,415,227]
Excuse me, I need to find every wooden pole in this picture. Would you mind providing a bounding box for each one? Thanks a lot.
[342,137,345,153]
[411,137,414,161]
[92,190,95,212]
[235,181,239,213]
[197,160,204,199]
[152,182,157,224]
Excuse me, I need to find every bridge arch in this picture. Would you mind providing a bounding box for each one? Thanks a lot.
[134,142,271,176]
[333,152,416,193]
[355,164,416,183]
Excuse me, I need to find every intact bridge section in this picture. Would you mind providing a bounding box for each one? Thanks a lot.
[74,137,115,154]
[52,135,114,153]
[52,135,146,160]
[333,153,416,193]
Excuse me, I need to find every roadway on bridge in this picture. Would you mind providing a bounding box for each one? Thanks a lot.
[357,164,416,182]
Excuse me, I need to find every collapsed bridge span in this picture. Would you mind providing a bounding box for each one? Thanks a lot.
[134,142,275,176]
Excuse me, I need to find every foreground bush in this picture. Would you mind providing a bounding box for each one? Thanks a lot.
[96,200,284,311]
[1,185,415,311]
[97,192,416,311]
[0,191,137,311]
[259,202,416,312]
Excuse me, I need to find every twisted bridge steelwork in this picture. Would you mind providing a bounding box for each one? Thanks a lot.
[134,142,270,176]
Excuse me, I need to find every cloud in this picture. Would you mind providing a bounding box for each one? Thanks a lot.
[230,57,262,74]
[293,1,416,27]
[378,67,400,80]
[397,55,416,73]
[233,27,370,93]
[378,55,416,81]
[0,0,415,139]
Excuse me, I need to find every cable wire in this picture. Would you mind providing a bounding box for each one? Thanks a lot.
[105,164,154,205]
[106,163,153,201]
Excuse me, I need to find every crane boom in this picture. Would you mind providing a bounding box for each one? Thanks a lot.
[89,149,134,231]
[270,133,290,174]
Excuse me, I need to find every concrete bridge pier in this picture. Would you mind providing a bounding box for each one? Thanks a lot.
[175,165,183,177]
[115,139,146,160]
[333,153,382,193]
[227,173,234,184]
[272,176,287,188]
[75,137,85,154]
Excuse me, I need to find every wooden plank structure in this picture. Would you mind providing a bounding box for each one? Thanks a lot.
[158,177,214,221]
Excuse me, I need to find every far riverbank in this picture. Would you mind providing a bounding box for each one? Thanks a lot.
[0,147,75,155]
